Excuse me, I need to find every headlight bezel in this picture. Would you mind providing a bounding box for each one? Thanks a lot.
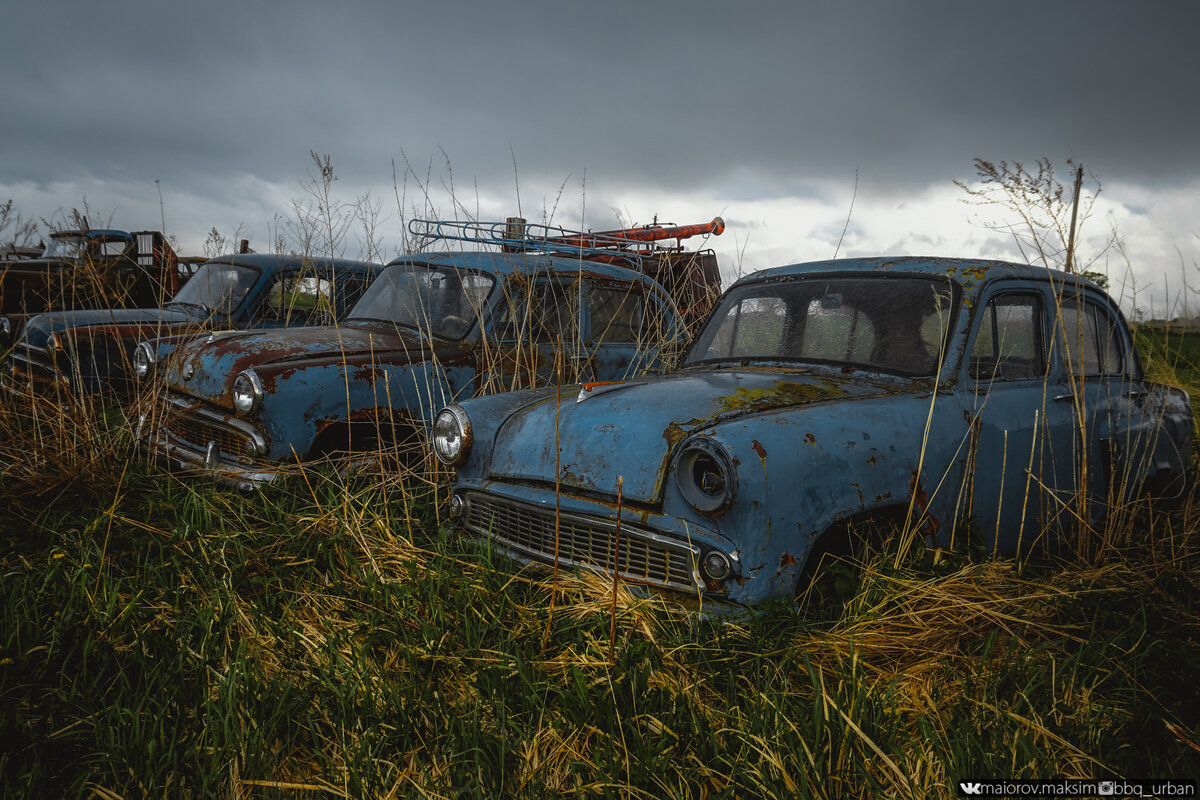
[431,404,473,467]
[132,342,155,379]
[232,369,264,417]
[674,437,737,514]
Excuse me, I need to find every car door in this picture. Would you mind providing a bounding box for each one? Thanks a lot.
[478,275,586,393]
[1048,290,1186,510]
[958,287,1073,552]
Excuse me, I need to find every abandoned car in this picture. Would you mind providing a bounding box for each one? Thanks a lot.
[0,227,195,320]
[144,247,689,489]
[433,256,1193,609]
[4,254,381,397]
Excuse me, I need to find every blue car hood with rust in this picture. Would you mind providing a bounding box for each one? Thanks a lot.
[484,368,892,505]
[21,307,198,349]
[166,322,428,405]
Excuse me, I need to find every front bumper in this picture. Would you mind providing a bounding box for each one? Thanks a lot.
[147,392,282,490]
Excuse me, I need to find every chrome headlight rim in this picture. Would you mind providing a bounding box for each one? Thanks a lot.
[232,369,264,417]
[0,317,10,341]
[431,404,473,467]
[132,341,156,379]
[674,437,737,514]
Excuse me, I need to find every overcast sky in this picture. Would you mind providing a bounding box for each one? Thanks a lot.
[3,0,1198,315]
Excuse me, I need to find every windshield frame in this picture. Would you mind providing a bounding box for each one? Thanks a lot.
[683,272,961,377]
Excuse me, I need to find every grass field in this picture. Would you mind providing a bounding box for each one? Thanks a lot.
[1,329,1199,798]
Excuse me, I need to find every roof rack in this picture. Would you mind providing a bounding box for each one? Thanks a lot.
[407,216,724,268]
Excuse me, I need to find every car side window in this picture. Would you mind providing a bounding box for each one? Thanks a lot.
[488,278,581,344]
[99,240,129,258]
[531,279,581,344]
[265,274,334,323]
[970,293,1044,380]
[589,284,643,343]
[1056,298,1124,378]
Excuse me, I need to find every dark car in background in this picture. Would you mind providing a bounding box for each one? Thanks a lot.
[0,227,197,322]
[434,257,1193,612]
[4,254,381,397]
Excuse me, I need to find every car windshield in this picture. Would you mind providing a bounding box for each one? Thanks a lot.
[41,236,88,259]
[348,263,495,340]
[685,275,958,376]
[168,262,261,317]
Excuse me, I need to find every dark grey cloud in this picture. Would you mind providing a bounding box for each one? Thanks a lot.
[2,0,1198,239]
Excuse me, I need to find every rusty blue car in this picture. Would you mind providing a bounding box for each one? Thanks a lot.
[434,257,1193,610]
[144,248,688,489]
[5,254,380,397]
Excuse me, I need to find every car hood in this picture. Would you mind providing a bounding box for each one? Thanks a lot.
[484,368,895,505]
[165,322,437,402]
[20,307,196,349]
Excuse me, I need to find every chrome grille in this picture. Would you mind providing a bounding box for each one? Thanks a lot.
[161,398,256,464]
[463,493,700,592]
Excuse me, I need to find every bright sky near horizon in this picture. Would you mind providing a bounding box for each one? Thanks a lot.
[3,0,1198,316]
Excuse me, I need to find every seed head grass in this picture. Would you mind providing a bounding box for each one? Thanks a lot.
[1,328,1198,797]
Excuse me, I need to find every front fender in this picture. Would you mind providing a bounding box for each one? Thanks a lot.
[254,360,475,461]
[671,394,959,602]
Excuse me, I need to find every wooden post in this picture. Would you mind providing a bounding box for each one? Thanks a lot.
[1065,165,1083,274]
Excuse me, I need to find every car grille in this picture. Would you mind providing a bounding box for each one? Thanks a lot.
[162,397,256,464]
[462,493,700,593]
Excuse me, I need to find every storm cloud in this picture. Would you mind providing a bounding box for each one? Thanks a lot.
[3,0,1198,311]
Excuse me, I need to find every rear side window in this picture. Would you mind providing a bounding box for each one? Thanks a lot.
[1056,298,1124,377]
[970,294,1044,380]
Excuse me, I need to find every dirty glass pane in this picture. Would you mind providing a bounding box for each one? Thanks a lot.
[589,285,643,342]
[349,263,494,340]
[42,236,87,259]
[1057,300,1123,377]
[687,276,955,375]
[970,295,1042,380]
[170,262,261,317]
[800,299,875,362]
[266,275,334,322]
[99,240,129,258]
[486,278,579,343]
[531,279,582,344]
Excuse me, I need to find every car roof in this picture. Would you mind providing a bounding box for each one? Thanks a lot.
[386,250,666,287]
[203,253,383,274]
[732,256,1105,297]
[48,229,131,239]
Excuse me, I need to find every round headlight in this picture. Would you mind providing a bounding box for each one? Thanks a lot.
[431,404,472,466]
[675,438,737,513]
[0,317,11,340]
[133,342,155,378]
[701,550,733,582]
[232,370,263,417]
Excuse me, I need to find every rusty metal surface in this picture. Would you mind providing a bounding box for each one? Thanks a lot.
[4,254,382,396]
[151,250,689,485]
[446,256,1195,610]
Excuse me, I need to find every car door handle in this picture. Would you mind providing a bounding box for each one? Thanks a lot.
[1053,392,1075,402]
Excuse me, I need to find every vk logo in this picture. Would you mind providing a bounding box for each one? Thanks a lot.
[959,784,983,796]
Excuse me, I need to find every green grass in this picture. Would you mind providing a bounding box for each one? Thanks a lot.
[1,461,1198,797]
[1,334,1199,797]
